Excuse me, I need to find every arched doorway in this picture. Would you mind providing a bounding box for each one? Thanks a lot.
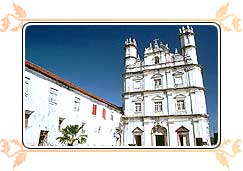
[151,125,168,146]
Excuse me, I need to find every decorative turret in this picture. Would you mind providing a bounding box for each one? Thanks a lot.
[124,38,137,67]
[153,38,159,49]
[179,26,198,64]
[137,54,140,61]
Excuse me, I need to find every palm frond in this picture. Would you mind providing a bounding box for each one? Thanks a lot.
[56,124,87,146]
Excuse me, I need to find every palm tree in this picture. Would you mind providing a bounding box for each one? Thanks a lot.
[56,124,87,146]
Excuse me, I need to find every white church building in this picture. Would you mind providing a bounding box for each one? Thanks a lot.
[24,25,211,147]
[122,26,211,147]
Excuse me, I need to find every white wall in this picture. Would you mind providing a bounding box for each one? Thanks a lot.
[123,117,210,147]
[24,67,122,147]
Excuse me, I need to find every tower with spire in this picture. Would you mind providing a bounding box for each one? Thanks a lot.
[122,26,211,147]
[179,25,198,64]
[124,38,138,67]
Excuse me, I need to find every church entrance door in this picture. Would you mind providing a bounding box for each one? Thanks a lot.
[156,135,165,146]
[135,135,142,146]
[152,125,168,146]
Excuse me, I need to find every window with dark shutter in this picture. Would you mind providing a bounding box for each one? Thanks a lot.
[92,104,97,116]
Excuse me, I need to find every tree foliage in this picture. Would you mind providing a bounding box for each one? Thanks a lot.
[56,125,87,146]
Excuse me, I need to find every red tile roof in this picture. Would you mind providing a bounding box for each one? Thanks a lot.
[25,60,122,112]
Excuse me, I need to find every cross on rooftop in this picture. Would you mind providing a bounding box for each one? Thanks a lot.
[153,38,159,45]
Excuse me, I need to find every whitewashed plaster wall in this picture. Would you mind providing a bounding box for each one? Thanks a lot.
[124,90,207,116]
[24,67,122,147]
[123,117,210,147]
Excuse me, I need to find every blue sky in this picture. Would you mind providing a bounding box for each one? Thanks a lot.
[25,23,219,136]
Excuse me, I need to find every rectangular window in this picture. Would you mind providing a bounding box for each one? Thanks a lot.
[92,104,97,116]
[49,88,58,105]
[110,114,113,121]
[135,103,142,112]
[174,76,183,87]
[102,108,106,120]
[134,81,141,89]
[25,77,30,97]
[154,102,163,112]
[177,100,185,111]
[74,97,80,111]
[154,79,162,87]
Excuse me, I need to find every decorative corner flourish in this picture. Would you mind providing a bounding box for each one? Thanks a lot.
[215,1,242,32]
[0,139,27,170]
[215,139,241,170]
[0,2,27,32]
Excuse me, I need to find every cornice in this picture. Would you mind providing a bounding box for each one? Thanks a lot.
[123,86,205,96]
[123,63,202,76]
[122,113,208,120]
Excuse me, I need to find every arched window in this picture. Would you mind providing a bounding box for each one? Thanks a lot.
[154,56,160,64]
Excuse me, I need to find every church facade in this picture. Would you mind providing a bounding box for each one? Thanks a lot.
[122,26,211,146]
[24,25,211,147]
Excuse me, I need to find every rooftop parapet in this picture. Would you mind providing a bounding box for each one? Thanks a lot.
[125,37,137,47]
[179,25,194,35]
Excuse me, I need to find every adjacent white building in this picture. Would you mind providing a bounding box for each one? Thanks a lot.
[122,26,211,147]
[24,61,122,147]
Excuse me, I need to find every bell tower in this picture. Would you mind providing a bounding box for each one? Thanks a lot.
[124,38,137,67]
[179,26,198,64]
